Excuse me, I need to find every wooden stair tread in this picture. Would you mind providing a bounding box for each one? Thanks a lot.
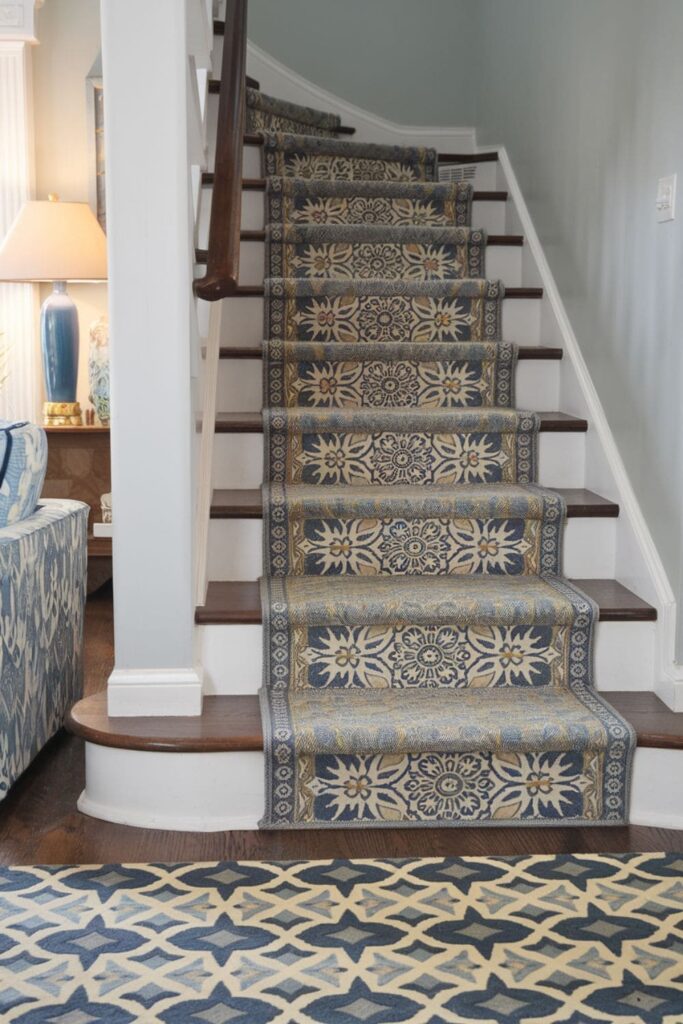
[210,487,619,520]
[213,411,586,432]
[203,174,509,203]
[236,138,498,161]
[67,689,679,753]
[216,344,563,360]
[195,579,656,625]
[196,233,524,258]
[216,285,541,298]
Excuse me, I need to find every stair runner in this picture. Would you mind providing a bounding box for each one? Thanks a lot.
[255,126,635,829]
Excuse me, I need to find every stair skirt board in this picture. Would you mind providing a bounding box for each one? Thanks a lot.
[78,744,681,832]
[198,621,657,697]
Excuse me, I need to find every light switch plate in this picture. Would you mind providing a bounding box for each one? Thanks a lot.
[656,174,676,222]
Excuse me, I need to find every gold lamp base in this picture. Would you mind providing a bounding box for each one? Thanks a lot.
[43,401,83,427]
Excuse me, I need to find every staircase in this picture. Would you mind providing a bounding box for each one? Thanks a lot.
[68,1,683,832]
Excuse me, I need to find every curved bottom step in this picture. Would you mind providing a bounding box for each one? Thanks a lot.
[70,692,683,832]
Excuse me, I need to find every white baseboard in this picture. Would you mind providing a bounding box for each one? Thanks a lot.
[80,742,683,833]
[107,668,204,717]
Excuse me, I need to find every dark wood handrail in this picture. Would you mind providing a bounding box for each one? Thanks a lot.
[194,0,248,301]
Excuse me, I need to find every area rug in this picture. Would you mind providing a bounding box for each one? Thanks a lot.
[258,130,635,829]
[1,853,682,1022]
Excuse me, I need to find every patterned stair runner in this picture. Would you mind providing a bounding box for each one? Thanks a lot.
[256,130,635,828]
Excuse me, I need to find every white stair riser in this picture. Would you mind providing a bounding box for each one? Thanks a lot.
[77,742,679,832]
[243,142,261,177]
[218,295,542,347]
[212,431,586,489]
[216,357,560,412]
[207,515,616,580]
[201,188,510,247]
[199,619,655,697]
[224,240,522,289]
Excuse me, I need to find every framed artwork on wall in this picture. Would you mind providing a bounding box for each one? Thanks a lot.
[86,71,106,232]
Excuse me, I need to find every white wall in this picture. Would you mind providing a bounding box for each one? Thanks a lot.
[474,0,683,657]
[33,0,107,411]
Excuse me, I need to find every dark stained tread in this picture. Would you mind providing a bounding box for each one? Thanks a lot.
[216,344,563,360]
[195,579,656,626]
[439,151,499,164]
[213,410,586,432]
[67,689,677,753]
[237,138,496,162]
[221,284,540,298]
[210,487,618,520]
[203,174,510,204]
[196,233,523,258]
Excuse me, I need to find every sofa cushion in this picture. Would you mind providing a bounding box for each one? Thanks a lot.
[0,420,48,527]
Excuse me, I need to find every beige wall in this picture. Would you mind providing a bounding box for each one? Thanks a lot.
[33,0,107,410]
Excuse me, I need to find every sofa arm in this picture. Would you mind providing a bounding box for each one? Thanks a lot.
[0,499,89,799]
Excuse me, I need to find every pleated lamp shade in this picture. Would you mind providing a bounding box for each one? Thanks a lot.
[0,198,107,283]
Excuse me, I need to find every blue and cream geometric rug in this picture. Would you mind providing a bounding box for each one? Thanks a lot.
[1,853,682,1022]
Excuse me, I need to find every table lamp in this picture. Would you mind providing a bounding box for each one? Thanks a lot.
[0,195,107,425]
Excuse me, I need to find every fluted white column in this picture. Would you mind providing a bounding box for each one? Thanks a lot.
[0,31,40,421]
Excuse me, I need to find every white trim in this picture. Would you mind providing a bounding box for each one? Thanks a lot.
[107,667,204,717]
[494,145,680,709]
[245,40,476,152]
[79,743,683,832]
[194,298,222,606]
[0,38,40,422]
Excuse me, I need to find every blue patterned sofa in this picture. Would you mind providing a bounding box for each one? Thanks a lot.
[0,421,88,800]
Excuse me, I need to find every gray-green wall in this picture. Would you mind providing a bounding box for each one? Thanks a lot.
[250,0,683,656]
[247,0,477,125]
[473,0,683,654]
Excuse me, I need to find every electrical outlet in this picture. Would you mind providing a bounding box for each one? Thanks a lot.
[656,174,676,222]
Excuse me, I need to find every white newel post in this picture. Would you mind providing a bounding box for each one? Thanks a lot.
[101,0,202,715]
[0,1,40,422]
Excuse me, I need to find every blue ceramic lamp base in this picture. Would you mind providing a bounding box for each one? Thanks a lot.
[41,281,82,426]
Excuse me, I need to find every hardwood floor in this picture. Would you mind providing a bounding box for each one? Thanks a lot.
[1,582,682,864]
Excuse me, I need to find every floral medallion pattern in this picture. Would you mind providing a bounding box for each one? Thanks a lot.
[246,88,341,138]
[265,341,516,409]
[265,481,565,577]
[299,748,600,823]
[266,278,503,343]
[258,130,635,830]
[267,224,486,281]
[291,621,567,689]
[262,132,438,181]
[267,177,473,227]
[265,410,538,487]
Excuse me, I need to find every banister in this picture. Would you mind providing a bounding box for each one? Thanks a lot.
[194,0,247,301]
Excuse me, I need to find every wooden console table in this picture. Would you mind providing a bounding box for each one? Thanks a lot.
[42,425,112,586]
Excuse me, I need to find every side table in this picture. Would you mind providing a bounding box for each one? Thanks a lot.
[42,425,112,590]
